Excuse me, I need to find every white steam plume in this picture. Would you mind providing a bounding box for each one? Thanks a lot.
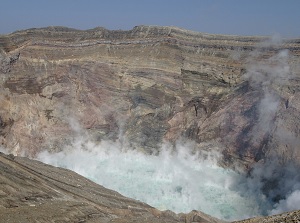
[241,36,300,215]
[37,36,300,220]
[270,190,300,215]
[37,137,262,221]
[0,35,298,221]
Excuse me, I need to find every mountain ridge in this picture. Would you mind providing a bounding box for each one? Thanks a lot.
[0,25,300,221]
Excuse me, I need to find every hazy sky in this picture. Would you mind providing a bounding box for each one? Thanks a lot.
[1,0,299,37]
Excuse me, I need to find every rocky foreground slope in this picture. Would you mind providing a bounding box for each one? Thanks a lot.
[0,151,224,223]
[1,151,300,223]
[0,26,300,221]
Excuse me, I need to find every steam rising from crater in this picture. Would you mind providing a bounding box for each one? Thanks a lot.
[35,37,300,220]
[0,36,298,221]
[37,138,263,221]
[240,38,300,215]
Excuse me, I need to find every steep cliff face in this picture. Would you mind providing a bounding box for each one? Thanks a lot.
[0,25,300,169]
[1,25,300,222]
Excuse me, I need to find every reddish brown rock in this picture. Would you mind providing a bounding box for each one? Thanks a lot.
[0,25,299,167]
[1,25,300,223]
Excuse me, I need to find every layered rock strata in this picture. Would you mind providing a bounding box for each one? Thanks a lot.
[1,25,300,222]
[1,25,300,169]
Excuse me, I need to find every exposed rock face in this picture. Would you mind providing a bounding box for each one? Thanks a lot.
[233,210,300,223]
[0,152,224,223]
[1,25,300,222]
[0,25,300,169]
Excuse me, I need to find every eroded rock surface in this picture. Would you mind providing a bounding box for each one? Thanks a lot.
[0,26,300,168]
[1,25,300,222]
[233,210,300,223]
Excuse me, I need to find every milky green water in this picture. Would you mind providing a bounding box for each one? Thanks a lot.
[37,142,263,221]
